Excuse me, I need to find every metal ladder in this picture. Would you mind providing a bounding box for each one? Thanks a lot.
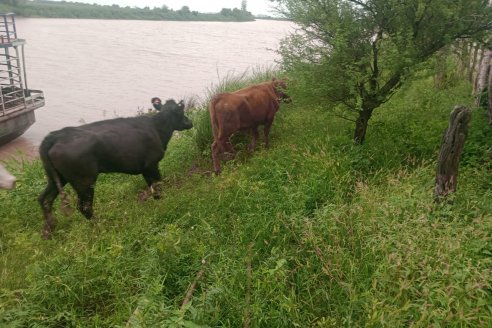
[0,13,27,116]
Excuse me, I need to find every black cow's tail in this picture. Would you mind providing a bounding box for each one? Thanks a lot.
[39,133,72,215]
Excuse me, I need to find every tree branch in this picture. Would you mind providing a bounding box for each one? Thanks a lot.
[347,0,373,13]
[181,259,207,310]
[370,30,382,93]
[379,72,402,97]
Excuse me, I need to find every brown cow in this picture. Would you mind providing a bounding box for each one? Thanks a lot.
[209,78,290,174]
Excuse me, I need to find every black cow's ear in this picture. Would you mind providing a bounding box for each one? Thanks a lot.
[151,97,162,111]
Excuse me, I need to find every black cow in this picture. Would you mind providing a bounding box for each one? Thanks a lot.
[38,98,193,238]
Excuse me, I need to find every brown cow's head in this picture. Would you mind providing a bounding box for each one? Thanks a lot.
[272,78,292,104]
[151,97,193,131]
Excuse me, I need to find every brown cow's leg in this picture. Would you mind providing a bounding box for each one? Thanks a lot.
[249,126,259,152]
[212,140,221,174]
[212,139,230,175]
[38,182,59,239]
[225,140,235,154]
[264,121,273,148]
[223,139,236,161]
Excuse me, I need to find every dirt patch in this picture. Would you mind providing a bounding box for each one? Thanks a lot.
[187,162,213,177]
[0,137,38,163]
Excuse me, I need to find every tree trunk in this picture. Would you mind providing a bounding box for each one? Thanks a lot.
[488,64,492,124]
[353,107,374,144]
[475,49,492,103]
[458,40,469,79]
[473,48,485,94]
[434,47,448,89]
[468,44,479,84]
[475,49,492,106]
[434,105,472,201]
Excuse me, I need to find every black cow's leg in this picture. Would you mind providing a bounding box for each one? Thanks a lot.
[143,165,162,199]
[74,183,95,220]
[264,121,273,148]
[38,181,60,239]
[249,126,259,152]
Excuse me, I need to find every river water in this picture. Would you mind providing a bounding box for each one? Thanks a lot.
[0,18,293,160]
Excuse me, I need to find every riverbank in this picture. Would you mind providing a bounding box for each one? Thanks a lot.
[0,137,38,161]
[0,1,258,22]
[0,18,291,161]
[1,72,491,326]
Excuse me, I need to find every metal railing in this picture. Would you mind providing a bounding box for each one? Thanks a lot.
[0,12,43,118]
[0,13,17,44]
[0,13,31,117]
[0,43,26,115]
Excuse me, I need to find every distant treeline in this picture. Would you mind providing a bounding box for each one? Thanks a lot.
[0,0,257,22]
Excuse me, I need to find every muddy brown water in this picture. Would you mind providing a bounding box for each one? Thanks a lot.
[0,18,293,161]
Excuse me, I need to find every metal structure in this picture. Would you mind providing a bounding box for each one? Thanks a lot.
[0,13,44,145]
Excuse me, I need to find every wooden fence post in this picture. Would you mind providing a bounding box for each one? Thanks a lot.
[434,105,472,201]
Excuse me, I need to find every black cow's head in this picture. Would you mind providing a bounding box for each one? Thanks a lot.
[272,78,292,104]
[151,97,193,131]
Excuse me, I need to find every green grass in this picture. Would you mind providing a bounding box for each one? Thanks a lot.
[0,75,490,327]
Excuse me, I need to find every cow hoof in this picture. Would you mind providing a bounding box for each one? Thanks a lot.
[61,205,74,216]
[224,152,235,161]
[138,190,151,203]
[41,228,52,240]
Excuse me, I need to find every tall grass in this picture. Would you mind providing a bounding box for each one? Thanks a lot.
[0,73,490,327]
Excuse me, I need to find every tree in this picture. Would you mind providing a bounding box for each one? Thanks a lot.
[241,0,248,11]
[220,8,232,16]
[0,0,27,6]
[178,6,191,14]
[276,0,492,144]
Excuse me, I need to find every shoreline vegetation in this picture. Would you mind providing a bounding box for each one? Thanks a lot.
[1,68,491,326]
[0,1,491,326]
[0,0,283,21]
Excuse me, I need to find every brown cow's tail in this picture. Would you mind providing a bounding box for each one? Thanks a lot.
[39,134,72,215]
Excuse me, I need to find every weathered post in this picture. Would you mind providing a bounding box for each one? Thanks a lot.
[434,105,472,201]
